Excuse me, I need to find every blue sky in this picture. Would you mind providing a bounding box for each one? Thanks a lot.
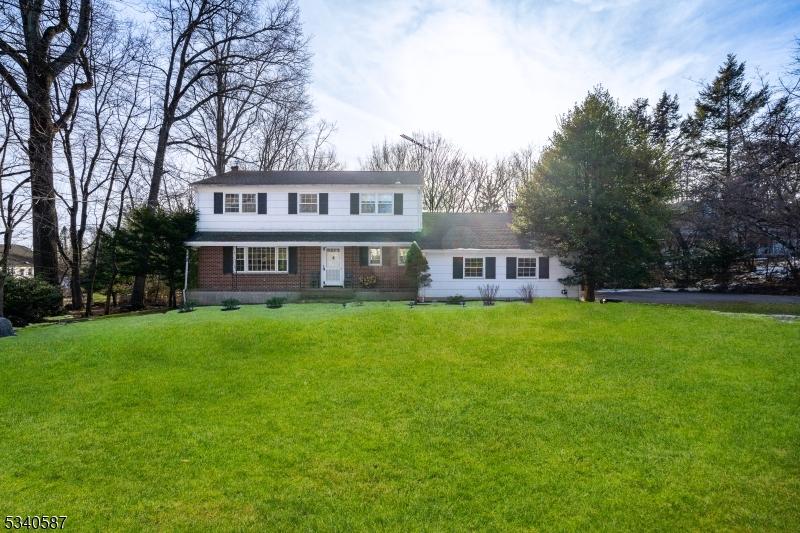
[297,0,800,167]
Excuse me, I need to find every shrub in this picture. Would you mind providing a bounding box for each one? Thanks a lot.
[2,277,62,326]
[359,275,377,289]
[404,242,431,301]
[221,298,240,311]
[445,295,465,305]
[478,284,500,306]
[266,297,286,309]
[178,300,197,313]
[517,284,535,303]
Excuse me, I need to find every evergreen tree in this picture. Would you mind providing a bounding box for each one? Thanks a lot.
[513,87,673,301]
[681,54,769,283]
[115,207,197,308]
[404,242,431,301]
[651,92,680,145]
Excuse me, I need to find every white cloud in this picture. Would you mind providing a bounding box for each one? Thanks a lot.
[299,0,800,167]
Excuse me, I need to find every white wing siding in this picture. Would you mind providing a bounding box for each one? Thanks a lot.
[423,250,578,299]
[196,185,422,232]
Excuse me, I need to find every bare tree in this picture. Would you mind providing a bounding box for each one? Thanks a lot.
[130,0,306,307]
[0,85,31,316]
[0,0,93,285]
[363,132,478,212]
[363,132,529,212]
[52,16,149,310]
[175,0,310,177]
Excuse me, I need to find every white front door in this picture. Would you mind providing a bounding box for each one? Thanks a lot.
[323,247,343,286]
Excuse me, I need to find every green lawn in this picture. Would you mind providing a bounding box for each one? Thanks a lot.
[1,301,798,531]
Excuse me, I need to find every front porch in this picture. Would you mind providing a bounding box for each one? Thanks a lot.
[186,287,416,305]
[191,245,414,303]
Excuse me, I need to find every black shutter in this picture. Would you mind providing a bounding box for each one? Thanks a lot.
[453,256,463,279]
[359,247,368,266]
[214,192,223,214]
[539,256,550,279]
[319,193,328,214]
[350,193,360,214]
[394,193,403,215]
[506,257,517,279]
[382,247,391,266]
[288,247,298,274]
[257,193,267,214]
[485,257,496,279]
[288,193,297,214]
[222,247,233,274]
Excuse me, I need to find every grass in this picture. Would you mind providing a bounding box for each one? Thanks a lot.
[690,301,800,316]
[0,301,798,531]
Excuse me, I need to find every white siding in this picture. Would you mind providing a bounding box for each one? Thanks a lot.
[423,250,579,299]
[196,185,422,232]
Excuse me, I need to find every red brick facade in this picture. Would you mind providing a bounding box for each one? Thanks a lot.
[196,246,412,291]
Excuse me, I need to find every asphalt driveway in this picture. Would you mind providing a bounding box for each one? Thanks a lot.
[596,290,800,305]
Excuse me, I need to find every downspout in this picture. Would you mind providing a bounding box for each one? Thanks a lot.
[183,248,189,307]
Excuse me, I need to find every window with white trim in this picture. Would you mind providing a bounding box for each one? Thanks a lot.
[225,193,240,213]
[299,193,318,213]
[234,247,289,273]
[241,193,257,213]
[368,247,382,266]
[464,257,484,278]
[398,247,409,266]
[360,193,393,214]
[517,257,537,278]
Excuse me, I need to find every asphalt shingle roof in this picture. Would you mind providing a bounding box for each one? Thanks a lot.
[419,212,529,249]
[187,213,528,249]
[187,231,418,243]
[192,170,423,186]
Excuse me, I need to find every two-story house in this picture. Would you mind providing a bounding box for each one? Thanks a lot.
[186,170,577,303]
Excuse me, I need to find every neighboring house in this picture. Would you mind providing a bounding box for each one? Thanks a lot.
[185,170,577,303]
[5,244,34,278]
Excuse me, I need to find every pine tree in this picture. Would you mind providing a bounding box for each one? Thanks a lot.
[404,242,431,301]
[513,87,673,301]
[682,54,769,283]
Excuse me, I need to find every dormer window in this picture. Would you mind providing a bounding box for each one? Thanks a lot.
[360,193,393,214]
[299,193,318,214]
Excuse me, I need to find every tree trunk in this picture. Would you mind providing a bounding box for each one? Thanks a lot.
[130,122,172,309]
[28,88,61,288]
[582,277,596,302]
[0,273,5,317]
[69,260,83,310]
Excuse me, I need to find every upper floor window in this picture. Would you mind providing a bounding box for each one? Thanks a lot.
[241,193,257,213]
[368,247,382,266]
[225,193,240,213]
[398,247,409,266]
[464,257,484,278]
[517,257,537,278]
[361,193,393,214]
[299,193,318,214]
[223,193,258,213]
